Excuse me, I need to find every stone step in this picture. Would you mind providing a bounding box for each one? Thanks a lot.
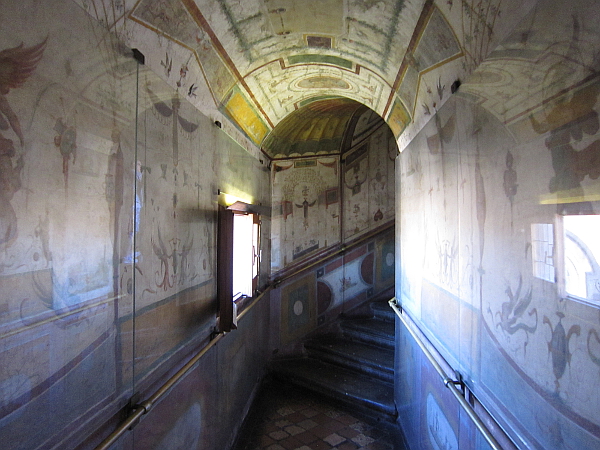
[270,357,397,420]
[304,335,394,382]
[370,300,396,322]
[341,318,395,349]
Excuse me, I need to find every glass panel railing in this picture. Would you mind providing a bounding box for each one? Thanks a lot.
[0,2,137,448]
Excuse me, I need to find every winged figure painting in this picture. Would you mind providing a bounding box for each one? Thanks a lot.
[146,85,198,166]
[0,38,46,247]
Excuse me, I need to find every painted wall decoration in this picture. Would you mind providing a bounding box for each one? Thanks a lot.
[271,157,340,271]
[281,273,317,345]
[222,86,269,144]
[343,113,396,240]
[318,246,372,314]
[386,97,411,138]
[74,0,546,161]
[375,233,396,292]
[0,5,138,440]
[246,56,391,123]
[271,107,396,273]
[395,5,462,122]
[70,0,459,151]
[130,0,237,105]
[276,230,393,348]
[397,1,600,449]
[261,98,364,159]
[0,39,46,249]
[0,1,270,449]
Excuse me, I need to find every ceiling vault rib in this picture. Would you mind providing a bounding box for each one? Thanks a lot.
[381,0,405,71]
[181,0,275,128]
[126,11,224,107]
[383,0,435,117]
[215,0,253,60]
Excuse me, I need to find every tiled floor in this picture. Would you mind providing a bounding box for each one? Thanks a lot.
[233,379,405,450]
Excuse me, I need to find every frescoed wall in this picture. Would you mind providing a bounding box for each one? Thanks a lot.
[343,110,397,240]
[8,0,600,449]
[76,0,541,160]
[271,156,341,271]
[271,108,396,273]
[274,228,395,352]
[0,1,270,449]
[396,0,600,448]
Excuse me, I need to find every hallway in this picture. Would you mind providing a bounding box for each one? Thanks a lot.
[1,1,600,449]
[233,379,405,450]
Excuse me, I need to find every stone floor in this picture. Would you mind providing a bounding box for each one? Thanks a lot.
[232,378,406,450]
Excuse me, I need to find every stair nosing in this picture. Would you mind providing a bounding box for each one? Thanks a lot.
[304,338,394,371]
[270,357,396,417]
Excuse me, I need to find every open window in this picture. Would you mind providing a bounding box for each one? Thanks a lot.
[536,215,600,306]
[217,200,262,332]
[233,210,260,299]
[561,214,600,305]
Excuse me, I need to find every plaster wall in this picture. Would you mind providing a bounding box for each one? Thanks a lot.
[396,0,600,447]
[271,109,396,273]
[0,1,271,449]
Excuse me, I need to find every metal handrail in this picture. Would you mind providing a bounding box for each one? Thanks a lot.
[94,221,392,449]
[93,221,392,448]
[93,287,271,450]
[388,298,503,450]
[273,221,394,285]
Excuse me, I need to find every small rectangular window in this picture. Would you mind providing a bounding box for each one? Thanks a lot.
[217,202,262,332]
[562,215,600,304]
[233,212,260,299]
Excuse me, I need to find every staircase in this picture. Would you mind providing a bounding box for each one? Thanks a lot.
[270,299,397,421]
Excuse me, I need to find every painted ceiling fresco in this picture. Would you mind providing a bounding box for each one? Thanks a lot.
[261,98,367,159]
[76,0,538,149]
[458,1,600,141]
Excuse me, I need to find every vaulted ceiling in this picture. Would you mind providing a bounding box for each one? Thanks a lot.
[77,0,595,155]
[261,98,368,158]
[119,0,470,144]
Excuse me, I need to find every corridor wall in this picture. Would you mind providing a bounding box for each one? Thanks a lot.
[0,1,271,449]
[269,111,396,351]
[396,0,600,448]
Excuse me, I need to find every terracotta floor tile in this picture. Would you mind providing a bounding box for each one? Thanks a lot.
[296,419,317,430]
[351,434,376,447]
[325,410,343,419]
[269,430,290,441]
[300,407,319,418]
[335,413,359,425]
[310,424,335,439]
[310,440,333,450]
[277,406,295,416]
[349,422,372,433]
[275,419,291,428]
[323,432,346,446]
[265,445,285,450]
[337,441,360,450]
[232,379,403,450]
[285,412,308,424]
[257,435,276,447]
[295,430,319,444]
[263,423,280,434]
[283,425,305,436]
[279,435,303,450]
[321,418,346,433]
[337,426,360,440]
